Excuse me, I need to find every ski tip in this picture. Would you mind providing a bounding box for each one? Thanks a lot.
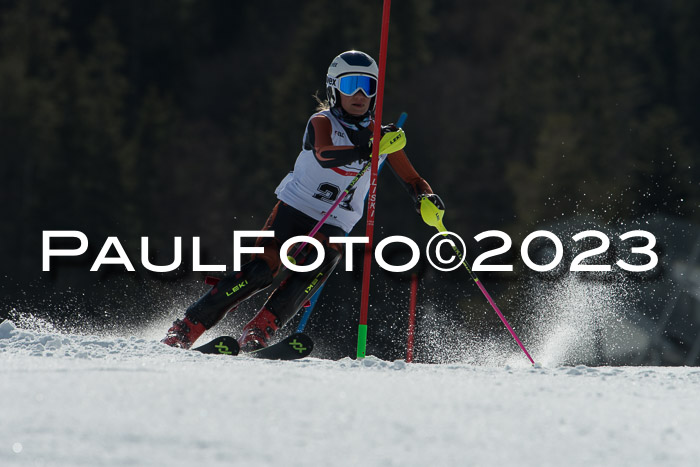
[289,332,314,353]
[248,332,314,360]
[192,335,240,356]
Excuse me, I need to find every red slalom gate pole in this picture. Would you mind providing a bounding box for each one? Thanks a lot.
[357,0,392,359]
[406,274,418,363]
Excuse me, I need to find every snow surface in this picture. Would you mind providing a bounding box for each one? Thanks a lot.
[1,319,700,467]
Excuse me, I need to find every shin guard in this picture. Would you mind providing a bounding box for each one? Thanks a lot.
[262,245,342,328]
[185,258,273,329]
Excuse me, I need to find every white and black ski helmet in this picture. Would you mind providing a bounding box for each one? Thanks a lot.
[326,50,379,111]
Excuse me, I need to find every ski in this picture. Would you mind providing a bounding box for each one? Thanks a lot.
[193,335,240,356]
[192,332,313,360]
[248,332,314,360]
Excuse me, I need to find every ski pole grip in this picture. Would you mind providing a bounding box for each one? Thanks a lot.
[419,196,445,229]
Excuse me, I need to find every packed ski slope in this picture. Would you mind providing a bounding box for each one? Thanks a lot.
[1,319,699,467]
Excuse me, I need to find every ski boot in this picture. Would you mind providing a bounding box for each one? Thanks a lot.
[238,308,280,352]
[161,317,206,349]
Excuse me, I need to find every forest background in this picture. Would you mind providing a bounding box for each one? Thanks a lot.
[1,0,698,361]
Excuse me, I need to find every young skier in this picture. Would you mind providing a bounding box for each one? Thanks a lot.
[162,50,444,352]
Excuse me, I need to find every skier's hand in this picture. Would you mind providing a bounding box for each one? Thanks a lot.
[350,126,373,148]
[416,193,445,215]
[350,127,373,163]
[361,124,406,161]
[381,123,400,135]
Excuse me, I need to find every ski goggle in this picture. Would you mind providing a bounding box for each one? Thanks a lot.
[335,74,377,97]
